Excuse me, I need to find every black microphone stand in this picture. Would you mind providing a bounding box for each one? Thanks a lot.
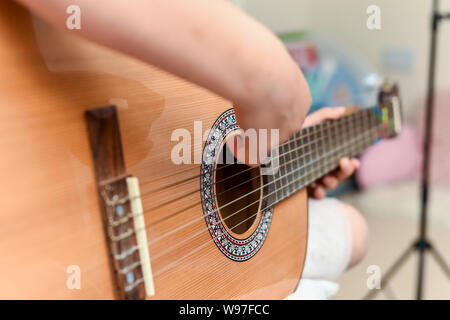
[364,0,450,300]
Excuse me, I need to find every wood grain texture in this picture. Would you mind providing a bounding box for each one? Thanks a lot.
[0,2,307,299]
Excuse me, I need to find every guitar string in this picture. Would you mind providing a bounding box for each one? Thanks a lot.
[150,130,376,278]
[145,114,375,241]
[144,126,361,225]
[120,128,375,282]
[109,112,377,247]
[109,111,377,249]
[115,125,377,272]
[114,106,390,287]
[134,108,376,199]
[150,127,375,264]
[135,115,341,194]
[127,103,394,283]
[131,144,320,224]
[104,111,364,228]
[108,108,376,231]
[111,108,380,270]
[138,109,374,196]
[149,124,375,257]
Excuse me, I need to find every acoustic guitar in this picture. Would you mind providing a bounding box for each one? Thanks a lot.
[0,2,402,299]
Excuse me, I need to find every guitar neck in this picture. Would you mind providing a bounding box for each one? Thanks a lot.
[265,105,394,207]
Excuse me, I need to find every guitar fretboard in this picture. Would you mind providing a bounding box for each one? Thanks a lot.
[264,107,380,206]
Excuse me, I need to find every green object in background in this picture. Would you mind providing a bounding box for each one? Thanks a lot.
[278,31,308,43]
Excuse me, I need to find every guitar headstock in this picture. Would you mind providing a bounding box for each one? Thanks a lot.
[377,80,403,139]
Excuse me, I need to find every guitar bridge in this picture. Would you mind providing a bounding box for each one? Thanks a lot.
[86,106,155,299]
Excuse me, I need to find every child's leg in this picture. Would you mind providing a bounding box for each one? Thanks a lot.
[287,198,369,299]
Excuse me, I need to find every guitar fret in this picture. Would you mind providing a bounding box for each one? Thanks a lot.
[284,140,294,194]
[290,137,300,191]
[282,143,290,199]
[316,124,326,178]
[283,142,291,197]
[296,134,306,187]
[275,145,284,201]
[305,127,314,185]
[349,113,357,157]
[267,107,382,207]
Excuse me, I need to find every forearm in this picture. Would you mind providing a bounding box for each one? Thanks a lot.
[17,0,311,138]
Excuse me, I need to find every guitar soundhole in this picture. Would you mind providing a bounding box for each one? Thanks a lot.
[215,143,262,235]
[200,108,273,261]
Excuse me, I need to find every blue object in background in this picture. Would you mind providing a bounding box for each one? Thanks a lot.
[313,63,362,112]
[280,31,380,115]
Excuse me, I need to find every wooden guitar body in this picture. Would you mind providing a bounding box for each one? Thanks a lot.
[0,2,307,299]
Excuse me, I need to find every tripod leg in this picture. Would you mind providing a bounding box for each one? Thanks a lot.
[429,246,450,278]
[363,244,415,300]
[416,241,428,300]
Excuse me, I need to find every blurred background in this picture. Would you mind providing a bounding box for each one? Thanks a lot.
[233,0,450,299]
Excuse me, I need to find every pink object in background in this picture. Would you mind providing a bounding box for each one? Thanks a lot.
[356,125,422,189]
[416,91,450,187]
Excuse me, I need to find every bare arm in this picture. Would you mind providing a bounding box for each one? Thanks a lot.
[16,0,311,152]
